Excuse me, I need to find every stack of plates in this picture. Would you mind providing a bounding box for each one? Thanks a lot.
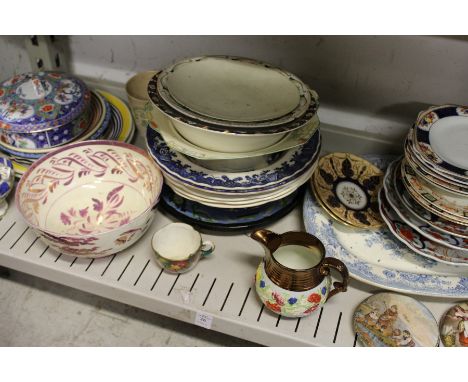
[0,72,135,177]
[379,104,468,267]
[144,56,321,230]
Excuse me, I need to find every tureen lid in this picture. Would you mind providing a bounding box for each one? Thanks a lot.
[0,71,90,133]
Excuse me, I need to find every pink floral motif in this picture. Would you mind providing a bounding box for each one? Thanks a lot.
[304,304,320,314]
[272,291,285,306]
[115,228,142,245]
[58,185,135,235]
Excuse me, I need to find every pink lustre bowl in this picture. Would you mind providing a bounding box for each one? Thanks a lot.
[16,140,163,258]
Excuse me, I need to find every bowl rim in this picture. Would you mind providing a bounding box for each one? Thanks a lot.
[15,139,163,238]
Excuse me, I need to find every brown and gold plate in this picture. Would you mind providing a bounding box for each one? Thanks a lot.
[312,152,384,229]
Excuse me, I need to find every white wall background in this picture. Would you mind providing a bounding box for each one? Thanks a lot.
[1,35,467,140]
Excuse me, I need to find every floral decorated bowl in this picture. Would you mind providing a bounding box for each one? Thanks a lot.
[16,140,163,258]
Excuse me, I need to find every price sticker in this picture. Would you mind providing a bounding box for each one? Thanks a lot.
[195,311,213,329]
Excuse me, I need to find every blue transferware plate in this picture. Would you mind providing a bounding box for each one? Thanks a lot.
[146,126,320,192]
[303,155,468,298]
[160,184,302,232]
[0,72,90,133]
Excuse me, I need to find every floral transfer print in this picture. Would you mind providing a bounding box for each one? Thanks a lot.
[255,262,330,318]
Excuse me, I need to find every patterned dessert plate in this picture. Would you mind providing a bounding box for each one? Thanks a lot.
[353,292,439,347]
[384,160,468,251]
[380,190,468,266]
[413,105,468,178]
[313,152,384,229]
[395,163,468,239]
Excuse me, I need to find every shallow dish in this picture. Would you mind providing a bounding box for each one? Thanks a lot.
[384,159,468,251]
[16,140,163,258]
[146,127,320,192]
[413,105,468,178]
[157,56,312,128]
[313,152,383,229]
[401,160,468,224]
[395,162,468,238]
[380,189,468,266]
[147,71,318,153]
[150,111,319,160]
[303,188,468,298]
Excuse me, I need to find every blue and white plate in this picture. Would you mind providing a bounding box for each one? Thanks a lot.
[304,189,468,298]
[160,185,302,231]
[146,126,321,192]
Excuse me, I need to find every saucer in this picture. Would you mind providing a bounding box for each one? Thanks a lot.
[353,292,439,347]
[313,152,384,229]
[439,302,468,347]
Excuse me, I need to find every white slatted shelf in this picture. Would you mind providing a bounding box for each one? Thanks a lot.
[0,187,459,346]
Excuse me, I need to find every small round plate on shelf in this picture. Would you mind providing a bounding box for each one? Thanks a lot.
[313,152,384,229]
[353,292,439,347]
[439,302,468,347]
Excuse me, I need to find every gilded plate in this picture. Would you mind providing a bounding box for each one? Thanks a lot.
[313,152,384,229]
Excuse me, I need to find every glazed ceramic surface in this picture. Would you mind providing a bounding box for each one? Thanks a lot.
[148,74,319,138]
[146,127,320,192]
[303,189,468,298]
[126,70,158,137]
[0,156,14,200]
[0,90,111,158]
[159,185,301,231]
[313,152,383,229]
[395,162,468,238]
[152,222,214,273]
[413,105,468,177]
[383,160,468,251]
[402,159,468,220]
[379,190,468,265]
[353,292,439,347]
[16,140,163,257]
[252,229,348,318]
[256,261,330,317]
[0,72,90,133]
[157,56,313,128]
[151,112,319,160]
[440,302,468,347]
[99,90,135,143]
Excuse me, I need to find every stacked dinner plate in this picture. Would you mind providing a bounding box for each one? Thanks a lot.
[145,56,321,230]
[0,71,135,177]
[379,104,468,266]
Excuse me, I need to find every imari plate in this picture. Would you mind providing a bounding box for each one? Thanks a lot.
[384,160,468,251]
[413,105,468,178]
[313,152,383,229]
[379,190,468,266]
[401,160,468,224]
[353,292,439,347]
[395,163,468,239]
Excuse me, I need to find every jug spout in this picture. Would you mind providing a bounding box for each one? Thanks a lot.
[250,229,282,254]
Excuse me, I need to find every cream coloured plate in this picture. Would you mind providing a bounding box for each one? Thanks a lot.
[157,56,310,126]
[151,112,319,160]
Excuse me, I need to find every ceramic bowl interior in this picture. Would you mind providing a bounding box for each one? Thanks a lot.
[16,140,163,237]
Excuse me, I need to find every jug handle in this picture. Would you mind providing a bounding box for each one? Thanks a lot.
[319,257,349,300]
